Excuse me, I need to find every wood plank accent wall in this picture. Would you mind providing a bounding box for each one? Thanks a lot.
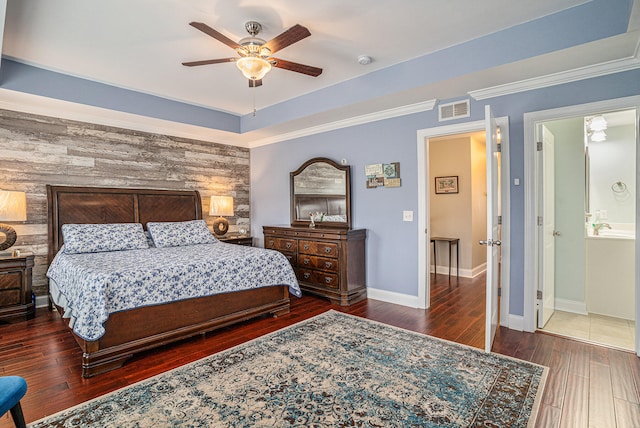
[0,108,250,296]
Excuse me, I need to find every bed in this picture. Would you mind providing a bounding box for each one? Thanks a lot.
[46,185,299,378]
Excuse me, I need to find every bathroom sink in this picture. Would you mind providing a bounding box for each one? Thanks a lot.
[596,229,635,238]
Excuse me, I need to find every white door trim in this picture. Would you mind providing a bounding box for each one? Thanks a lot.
[523,96,640,349]
[416,116,510,325]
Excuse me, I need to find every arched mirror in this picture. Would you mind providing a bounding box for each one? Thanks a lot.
[290,157,351,229]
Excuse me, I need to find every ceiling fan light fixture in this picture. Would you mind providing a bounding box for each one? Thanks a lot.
[237,56,272,80]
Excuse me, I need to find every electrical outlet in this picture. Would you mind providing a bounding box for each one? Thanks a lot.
[403,210,413,222]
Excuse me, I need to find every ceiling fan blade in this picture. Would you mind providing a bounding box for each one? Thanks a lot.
[189,22,241,50]
[182,58,237,67]
[264,24,311,54]
[249,79,263,88]
[270,58,322,77]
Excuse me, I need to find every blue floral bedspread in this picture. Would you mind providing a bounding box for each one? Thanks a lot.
[47,243,301,341]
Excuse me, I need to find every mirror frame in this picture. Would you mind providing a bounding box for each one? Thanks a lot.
[290,157,351,229]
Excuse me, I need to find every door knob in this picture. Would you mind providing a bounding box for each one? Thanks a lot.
[553,230,561,237]
[479,239,501,246]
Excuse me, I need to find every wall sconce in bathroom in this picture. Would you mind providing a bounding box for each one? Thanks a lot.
[590,130,606,142]
[587,115,607,142]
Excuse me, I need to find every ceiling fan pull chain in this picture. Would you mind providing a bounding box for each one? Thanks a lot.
[253,89,257,117]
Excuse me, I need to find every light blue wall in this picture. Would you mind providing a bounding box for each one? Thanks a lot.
[0,59,241,133]
[250,69,640,317]
[242,0,633,133]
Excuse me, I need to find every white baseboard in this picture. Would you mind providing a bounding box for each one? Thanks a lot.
[555,298,587,315]
[430,263,486,279]
[35,295,49,308]
[366,287,420,308]
[507,314,525,331]
[471,263,487,278]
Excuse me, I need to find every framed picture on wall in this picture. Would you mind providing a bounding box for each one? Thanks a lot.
[435,176,459,194]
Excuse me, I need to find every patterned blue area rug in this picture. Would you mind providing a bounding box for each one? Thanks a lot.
[30,311,547,427]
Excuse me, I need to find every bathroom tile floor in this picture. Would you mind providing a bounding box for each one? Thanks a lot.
[541,310,635,351]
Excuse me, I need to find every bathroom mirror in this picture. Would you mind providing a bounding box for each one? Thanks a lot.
[290,157,351,229]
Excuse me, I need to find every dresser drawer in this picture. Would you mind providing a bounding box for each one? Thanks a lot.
[265,237,298,252]
[0,271,21,290]
[281,253,297,267]
[298,255,338,273]
[299,240,339,258]
[297,269,339,289]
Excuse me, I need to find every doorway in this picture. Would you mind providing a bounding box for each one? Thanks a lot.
[536,110,637,350]
[416,110,511,351]
[523,96,640,355]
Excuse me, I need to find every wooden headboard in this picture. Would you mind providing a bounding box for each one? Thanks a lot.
[47,185,202,262]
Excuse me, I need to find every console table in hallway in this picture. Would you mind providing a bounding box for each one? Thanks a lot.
[430,237,459,279]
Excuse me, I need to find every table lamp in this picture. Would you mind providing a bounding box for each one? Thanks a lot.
[0,190,27,252]
[209,196,234,236]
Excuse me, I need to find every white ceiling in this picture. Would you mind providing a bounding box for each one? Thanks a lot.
[3,0,592,116]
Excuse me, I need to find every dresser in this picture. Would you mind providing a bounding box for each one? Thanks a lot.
[263,225,366,306]
[0,253,35,323]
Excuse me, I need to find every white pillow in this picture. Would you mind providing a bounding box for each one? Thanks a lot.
[62,223,149,254]
[147,219,217,248]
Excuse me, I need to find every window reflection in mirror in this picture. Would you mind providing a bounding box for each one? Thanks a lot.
[290,158,351,229]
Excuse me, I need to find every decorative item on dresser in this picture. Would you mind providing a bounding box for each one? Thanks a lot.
[0,252,35,323]
[264,156,366,306]
[264,225,366,306]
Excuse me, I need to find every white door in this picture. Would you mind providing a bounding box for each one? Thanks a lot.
[537,125,556,328]
[484,105,501,353]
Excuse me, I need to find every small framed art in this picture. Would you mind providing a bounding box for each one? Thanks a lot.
[435,176,458,194]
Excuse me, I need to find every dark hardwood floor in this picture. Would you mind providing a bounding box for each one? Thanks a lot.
[1,273,639,427]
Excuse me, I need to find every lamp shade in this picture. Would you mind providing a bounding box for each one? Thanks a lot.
[209,196,234,217]
[0,191,27,222]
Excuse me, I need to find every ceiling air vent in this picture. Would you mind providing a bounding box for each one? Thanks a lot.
[439,100,470,121]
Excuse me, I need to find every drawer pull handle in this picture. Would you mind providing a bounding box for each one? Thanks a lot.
[304,273,311,279]
[303,245,310,250]
[286,242,292,249]
[325,277,332,284]
[324,247,332,254]
[325,262,332,269]
[268,240,274,246]
[303,259,310,265]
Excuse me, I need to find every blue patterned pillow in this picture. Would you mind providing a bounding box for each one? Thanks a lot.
[62,223,149,254]
[147,220,217,248]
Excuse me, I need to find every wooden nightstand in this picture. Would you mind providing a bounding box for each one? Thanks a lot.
[0,252,35,323]
[218,235,253,246]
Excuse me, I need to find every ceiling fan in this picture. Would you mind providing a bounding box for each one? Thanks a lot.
[182,21,323,87]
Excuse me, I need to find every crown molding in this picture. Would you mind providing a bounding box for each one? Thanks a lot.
[468,54,640,101]
[247,99,437,148]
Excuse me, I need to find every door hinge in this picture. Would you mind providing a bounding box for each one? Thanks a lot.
[497,215,502,225]
[498,287,502,297]
[496,143,502,152]
[537,141,543,151]
[537,290,543,299]
[537,216,543,226]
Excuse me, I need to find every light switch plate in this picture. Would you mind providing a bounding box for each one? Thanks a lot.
[403,210,413,222]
